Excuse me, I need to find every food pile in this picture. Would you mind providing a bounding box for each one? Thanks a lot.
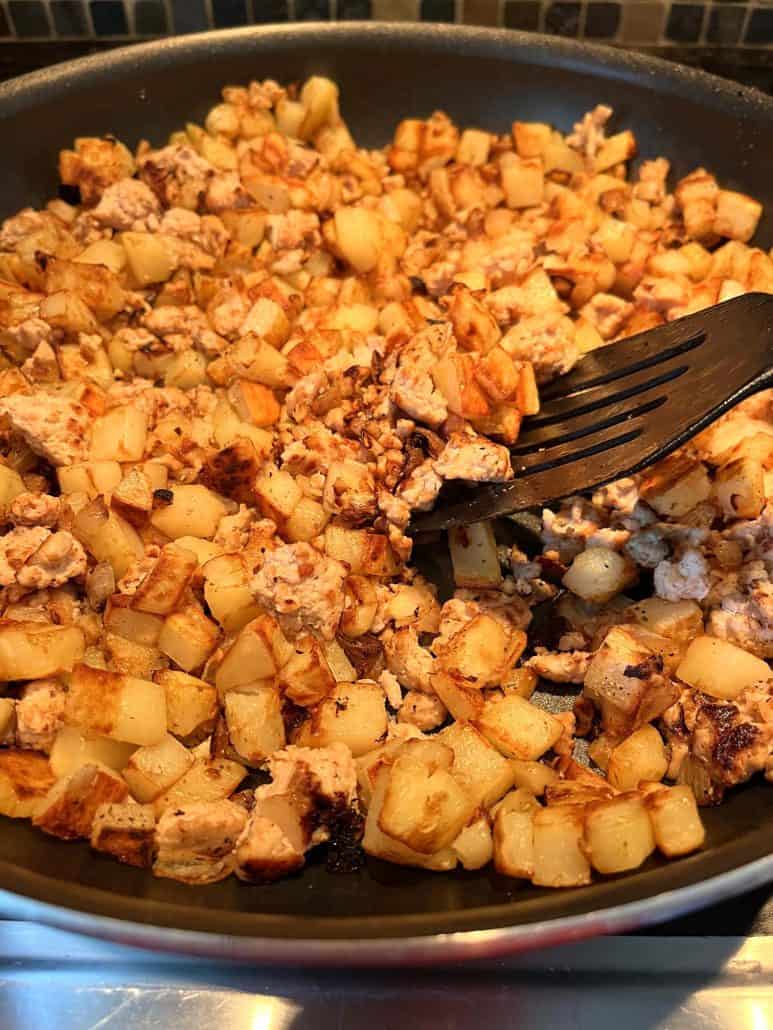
[0,76,769,888]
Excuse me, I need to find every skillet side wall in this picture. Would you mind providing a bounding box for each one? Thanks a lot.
[0,25,769,943]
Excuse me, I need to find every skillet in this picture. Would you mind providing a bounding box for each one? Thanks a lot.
[0,22,770,964]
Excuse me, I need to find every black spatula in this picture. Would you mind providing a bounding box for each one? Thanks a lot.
[411,292,773,533]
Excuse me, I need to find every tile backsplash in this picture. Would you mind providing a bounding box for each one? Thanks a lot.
[0,0,770,50]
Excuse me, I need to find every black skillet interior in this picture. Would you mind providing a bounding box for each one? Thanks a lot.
[0,23,771,940]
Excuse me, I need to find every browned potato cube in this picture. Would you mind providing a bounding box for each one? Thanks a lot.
[474,694,562,761]
[132,544,198,616]
[0,621,85,681]
[277,633,336,707]
[90,802,155,867]
[224,687,285,766]
[509,759,560,796]
[607,725,668,791]
[531,805,591,887]
[432,671,486,723]
[156,669,218,745]
[152,757,246,817]
[713,457,765,519]
[122,733,194,802]
[0,750,56,818]
[104,633,166,680]
[639,455,711,518]
[293,681,388,757]
[111,468,153,526]
[65,664,167,747]
[158,605,221,674]
[34,763,128,839]
[585,794,656,874]
[438,721,516,807]
[436,614,525,689]
[494,807,535,878]
[215,614,290,694]
[644,785,706,857]
[202,553,261,634]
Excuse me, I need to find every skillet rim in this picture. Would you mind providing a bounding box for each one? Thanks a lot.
[0,22,770,961]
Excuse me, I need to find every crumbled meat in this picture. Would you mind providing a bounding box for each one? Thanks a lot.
[139,144,216,210]
[566,104,613,159]
[654,548,711,602]
[15,679,66,752]
[8,493,60,528]
[251,542,347,640]
[527,649,591,684]
[0,393,90,466]
[434,433,512,482]
[91,178,161,230]
[398,690,447,731]
[383,626,436,692]
[154,800,247,884]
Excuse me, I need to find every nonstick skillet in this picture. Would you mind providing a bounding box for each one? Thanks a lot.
[0,23,770,964]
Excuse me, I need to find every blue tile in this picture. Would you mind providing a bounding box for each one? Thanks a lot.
[212,0,249,26]
[9,1,50,36]
[89,0,128,34]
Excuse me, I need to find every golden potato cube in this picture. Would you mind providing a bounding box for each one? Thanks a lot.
[333,206,383,274]
[152,756,246,816]
[90,406,148,463]
[627,598,703,642]
[436,613,524,689]
[203,553,262,633]
[509,759,560,796]
[585,794,656,874]
[432,671,486,723]
[72,500,145,578]
[563,547,636,604]
[293,681,388,757]
[640,455,711,518]
[531,805,591,887]
[158,605,220,674]
[104,633,166,680]
[644,784,706,857]
[34,762,128,840]
[494,807,535,878]
[104,597,164,646]
[0,621,85,681]
[593,130,636,173]
[199,439,262,506]
[324,524,397,578]
[122,733,194,802]
[512,121,551,158]
[0,750,56,819]
[65,664,167,747]
[255,466,303,524]
[474,694,562,761]
[228,379,281,428]
[713,190,762,243]
[121,232,177,285]
[49,725,136,780]
[448,521,502,589]
[453,815,494,870]
[224,687,285,766]
[713,457,765,519]
[277,633,336,707]
[676,635,770,700]
[363,767,457,871]
[457,128,491,166]
[438,721,517,807]
[607,725,668,791]
[90,802,155,867]
[284,496,330,543]
[215,614,289,693]
[156,669,217,745]
[500,153,544,209]
[150,484,230,540]
[111,468,154,526]
[132,544,198,616]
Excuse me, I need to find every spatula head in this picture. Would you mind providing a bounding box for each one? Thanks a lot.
[411,292,773,534]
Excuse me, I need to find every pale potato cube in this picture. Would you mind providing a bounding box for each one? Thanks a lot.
[627,598,703,642]
[509,759,560,796]
[436,614,524,689]
[132,544,198,616]
[432,671,486,722]
[104,597,163,646]
[277,633,336,707]
[0,750,56,818]
[531,805,591,887]
[202,553,261,633]
[438,721,517,807]
[49,725,136,779]
[379,743,476,854]
[65,664,167,747]
[284,497,330,543]
[175,536,222,565]
[0,621,84,680]
[563,547,636,604]
[254,466,302,524]
[59,460,122,498]
[158,605,220,673]
[474,694,562,761]
[333,207,383,273]
[500,153,544,209]
[512,121,551,158]
[104,633,166,679]
[215,614,289,694]
[90,406,148,462]
[121,232,177,285]
[34,762,128,840]
[494,807,534,878]
[640,456,712,518]
[607,725,668,791]
[448,521,502,589]
[362,767,457,871]
[713,457,765,519]
[150,485,230,540]
[72,499,144,578]
[122,733,194,802]
[239,298,291,348]
[155,669,217,745]
[585,794,655,874]
[453,815,494,870]
[152,756,245,816]
[644,784,706,857]
[76,239,127,274]
[324,524,397,577]
[340,575,379,638]
[293,681,387,757]
[111,468,154,526]
[676,635,770,700]
[224,687,285,765]
[457,128,491,166]
[713,190,762,243]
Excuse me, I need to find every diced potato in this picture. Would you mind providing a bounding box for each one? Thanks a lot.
[155,669,218,745]
[448,522,502,589]
[104,633,166,679]
[122,733,193,802]
[509,759,560,796]
[224,687,285,765]
[713,457,765,519]
[333,207,383,273]
[640,456,712,518]
[324,525,397,577]
[0,750,56,818]
[378,741,476,854]
[90,406,148,462]
[453,815,494,870]
[512,121,551,158]
[563,547,636,604]
[713,189,762,243]
[436,614,524,689]
[132,544,198,616]
[284,496,330,543]
[90,802,155,867]
[585,794,656,874]
[494,806,535,878]
[457,128,491,166]
[158,604,221,673]
[203,553,262,632]
[340,575,379,638]
[72,499,145,578]
[228,379,281,428]
[111,468,154,526]
[593,130,636,172]
[121,232,177,285]
[644,784,706,857]
[0,621,84,680]
[363,767,458,871]
[75,239,127,274]
[254,466,302,525]
[175,536,222,566]
[503,667,538,699]
[49,725,136,780]
[676,635,770,700]
[104,597,163,646]
[607,725,668,791]
[277,633,336,707]
[474,694,562,761]
[0,464,25,514]
[65,663,167,747]
[438,721,516,807]
[627,598,703,642]
[44,258,125,320]
[542,134,584,175]
[34,762,128,840]
[150,484,230,540]
[293,681,388,757]
[59,460,122,498]
[215,614,290,694]
[500,153,544,209]
[152,756,245,816]
[0,697,15,743]
[432,671,486,722]
[531,805,591,887]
